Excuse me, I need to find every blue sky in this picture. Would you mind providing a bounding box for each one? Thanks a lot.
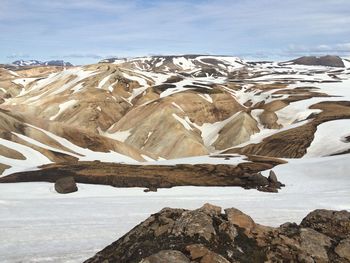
[1,0,350,64]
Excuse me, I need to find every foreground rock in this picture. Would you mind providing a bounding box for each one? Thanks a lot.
[54,176,78,194]
[84,204,350,263]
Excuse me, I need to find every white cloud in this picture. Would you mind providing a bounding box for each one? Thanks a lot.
[1,0,350,63]
[285,43,350,56]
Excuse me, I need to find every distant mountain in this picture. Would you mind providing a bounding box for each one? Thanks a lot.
[287,55,345,67]
[12,60,73,67]
[99,55,246,76]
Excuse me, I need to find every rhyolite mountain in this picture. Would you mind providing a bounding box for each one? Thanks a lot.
[0,54,350,180]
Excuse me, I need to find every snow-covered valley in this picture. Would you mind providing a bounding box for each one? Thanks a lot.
[1,154,349,262]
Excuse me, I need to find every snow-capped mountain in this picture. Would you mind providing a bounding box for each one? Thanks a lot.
[12,60,73,67]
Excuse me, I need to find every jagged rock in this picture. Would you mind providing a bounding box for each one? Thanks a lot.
[140,250,190,263]
[84,204,350,263]
[268,170,278,184]
[54,176,78,194]
[198,203,222,215]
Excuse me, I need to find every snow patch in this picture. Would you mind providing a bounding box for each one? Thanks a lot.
[305,119,350,157]
[49,100,77,121]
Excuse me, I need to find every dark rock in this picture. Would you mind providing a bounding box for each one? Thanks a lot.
[268,170,278,184]
[144,186,158,192]
[249,172,269,186]
[257,185,278,193]
[54,176,78,194]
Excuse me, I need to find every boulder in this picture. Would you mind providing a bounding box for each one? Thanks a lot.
[299,228,332,261]
[171,209,216,241]
[224,207,255,232]
[300,209,350,239]
[335,238,350,260]
[54,177,78,194]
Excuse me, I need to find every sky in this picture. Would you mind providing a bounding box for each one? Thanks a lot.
[1,0,350,65]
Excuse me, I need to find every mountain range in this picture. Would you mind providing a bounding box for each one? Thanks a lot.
[11,60,73,67]
[0,54,349,180]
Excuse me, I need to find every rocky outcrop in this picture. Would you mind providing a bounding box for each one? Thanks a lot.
[84,204,350,263]
[0,159,285,192]
[54,176,78,194]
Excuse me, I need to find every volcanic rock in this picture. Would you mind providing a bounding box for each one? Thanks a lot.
[84,204,350,263]
[54,176,78,194]
[268,170,278,184]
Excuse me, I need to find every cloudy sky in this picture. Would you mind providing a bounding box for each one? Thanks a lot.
[1,0,350,64]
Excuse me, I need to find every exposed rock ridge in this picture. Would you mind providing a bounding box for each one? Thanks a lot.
[85,204,350,263]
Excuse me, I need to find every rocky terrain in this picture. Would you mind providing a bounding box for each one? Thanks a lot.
[84,203,350,263]
[0,54,350,189]
[0,157,285,192]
